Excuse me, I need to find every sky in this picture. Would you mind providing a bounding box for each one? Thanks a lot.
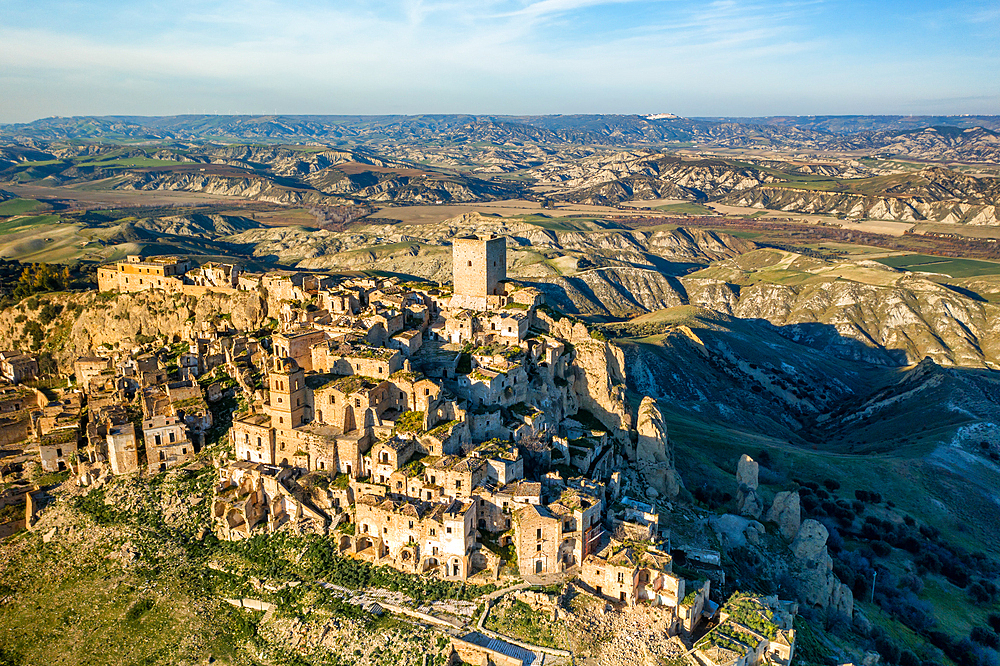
[0,0,997,123]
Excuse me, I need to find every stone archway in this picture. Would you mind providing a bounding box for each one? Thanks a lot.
[339,534,353,553]
[226,508,245,532]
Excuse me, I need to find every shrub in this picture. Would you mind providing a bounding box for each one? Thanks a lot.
[988,613,1000,633]
[968,579,999,604]
[125,598,155,623]
[24,322,44,350]
[970,626,999,649]
[871,541,892,557]
[38,303,63,325]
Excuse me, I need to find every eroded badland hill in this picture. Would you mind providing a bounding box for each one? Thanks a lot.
[2,115,1000,666]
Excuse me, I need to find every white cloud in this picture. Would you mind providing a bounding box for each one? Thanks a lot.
[0,0,996,121]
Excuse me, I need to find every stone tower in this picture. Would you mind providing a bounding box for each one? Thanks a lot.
[451,235,506,310]
[267,357,306,429]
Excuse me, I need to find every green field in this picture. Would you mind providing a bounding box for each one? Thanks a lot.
[654,202,715,215]
[75,157,190,169]
[519,214,605,232]
[0,214,61,234]
[876,254,1000,278]
[0,199,47,215]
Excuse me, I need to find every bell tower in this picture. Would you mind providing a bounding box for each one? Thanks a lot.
[267,357,306,429]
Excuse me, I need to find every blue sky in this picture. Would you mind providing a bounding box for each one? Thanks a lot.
[0,0,997,122]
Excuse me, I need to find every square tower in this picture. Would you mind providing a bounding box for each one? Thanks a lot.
[453,235,506,300]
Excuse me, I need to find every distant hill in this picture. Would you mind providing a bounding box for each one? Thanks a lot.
[696,115,1000,133]
[3,114,999,162]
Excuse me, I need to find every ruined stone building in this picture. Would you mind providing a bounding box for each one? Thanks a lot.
[692,593,796,666]
[212,461,327,539]
[0,351,38,384]
[106,423,139,475]
[578,540,713,636]
[38,428,79,473]
[353,494,477,579]
[143,414,193,473]
[97,255,194,293]
[513,486,603,575]
[74,356,112,390]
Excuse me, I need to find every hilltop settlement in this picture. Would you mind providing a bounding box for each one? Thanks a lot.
[0,234,856,666]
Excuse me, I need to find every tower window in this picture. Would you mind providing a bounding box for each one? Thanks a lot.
[467,260,472,267]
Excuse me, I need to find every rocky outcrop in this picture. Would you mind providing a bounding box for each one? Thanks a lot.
[536,312,633,446]
[532,153,782,205]
[634,397,682,498]
[790,519,854,618]
[0,289,268,370]
[533,250,1000,370]
[735,454,763,519]
[113,170,337,206]
[767,491,801,541]
[724,186,1000,224]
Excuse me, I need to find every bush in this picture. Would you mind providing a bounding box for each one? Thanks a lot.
[971,626,999,649]
[989,613,1000,633]
[822,478,840,491]
[125,598,155,622]
[38,303,63,325]
[968,579,999,603]
[24,322,44,350]
[855,489,882,504]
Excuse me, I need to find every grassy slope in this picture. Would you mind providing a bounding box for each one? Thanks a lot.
[660,402,998,661]
[0,199,47,215]
[875,254,1000,278]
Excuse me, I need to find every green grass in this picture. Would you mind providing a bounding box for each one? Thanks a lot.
[75,157,190,169]
[0,538,253,666]
[653,202,714,215]
[0,214,61,234]
[876,254,1000,278]
[519,214,604,232]
[484,599,568,649]
[0,199,46,215]
[704,228,763,239]
[919,576,990,638]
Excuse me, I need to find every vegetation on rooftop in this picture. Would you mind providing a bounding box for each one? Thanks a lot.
[426,420,458,438]
[394,410,424,434]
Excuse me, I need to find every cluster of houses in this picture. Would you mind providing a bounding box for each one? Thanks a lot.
[1,234,795,666]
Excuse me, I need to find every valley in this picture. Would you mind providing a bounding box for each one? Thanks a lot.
[2,114,1000,666]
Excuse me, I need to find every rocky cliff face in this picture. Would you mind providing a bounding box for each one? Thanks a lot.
[735,454,763,519]
[530,152,782,205]
[790,519,854,618]
[112,171,334,206]
[533,251,1000,369]
[0,289,268,369]
[634,397,682,498]
[536,312,633,446]
[222,215,753,280]
[723,186,1000,224]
